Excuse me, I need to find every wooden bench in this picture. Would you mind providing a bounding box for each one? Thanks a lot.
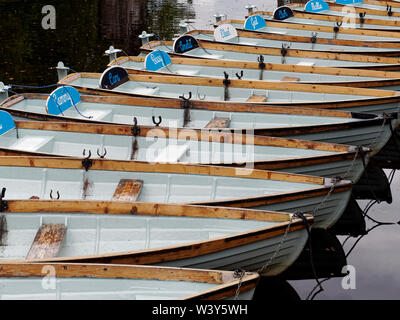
[26,224,67,260]
[205,117,230,128]
[113,179,143,202]
[246,95,268,103]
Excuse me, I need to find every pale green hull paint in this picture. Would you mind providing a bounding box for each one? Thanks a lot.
[0,212,308,276]
[0,165,348,228]
[194,31,400,53]
[4,97,393,156]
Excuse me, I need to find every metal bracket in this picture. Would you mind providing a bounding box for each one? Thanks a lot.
[50,190,60,200]
[97,148,107,159]
[0,188,8,212]
[223,72,231,86]
[82,149,93,171]
[152,116,162,127]
[359,12,366,24]
[311,32,317,44]
[235,70,244,80]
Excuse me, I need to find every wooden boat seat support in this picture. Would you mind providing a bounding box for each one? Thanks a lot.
[246,94,268,103]
[205,117,231,128]
[26,224,67,260]
[112,179,143,202]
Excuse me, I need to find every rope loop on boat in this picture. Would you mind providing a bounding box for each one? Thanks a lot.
[152,116,162,127]
[233,269,246,300]
[82,149,93,171]
[0,188,8,212]
[49,190,60,200]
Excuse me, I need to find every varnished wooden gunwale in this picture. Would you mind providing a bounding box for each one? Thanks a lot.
[110,55,400,80]
[216,18,400,40]
[11,120,354,152]
[186,29,400,55]
[328,3,400,17]
[59,72,400,99]
[140,40,400,67]
[252,10,400,28]
[2,94,389,138]
[364,0,400,8]
[0,200,312,266]
[0,263,260,300]
[0,156,326,184]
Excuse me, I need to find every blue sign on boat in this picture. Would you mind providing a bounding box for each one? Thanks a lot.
[46,86,82,116]
[336,0,362,4]
[173,35,199,54]
[305,0,329,12]
[145,50,172,71]
[273,6,294,20]
[0,110,15,135]
[244,15,266,31]
[99,66,129,90]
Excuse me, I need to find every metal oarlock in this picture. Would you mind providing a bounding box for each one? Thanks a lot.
[105,46,122,63]
[0,188,7,212]
[152,116,162,127]
[82,149,93,171]
[50,190,60,200]
[97,148,107,159]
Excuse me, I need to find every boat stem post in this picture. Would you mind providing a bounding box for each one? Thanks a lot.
[213,13,226,23]
[138,31,154,46]
[55,62,70,82]
[0,82,10,103]
[105,46,122,63]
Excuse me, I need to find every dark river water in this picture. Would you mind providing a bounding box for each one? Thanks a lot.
[1,0,399,300]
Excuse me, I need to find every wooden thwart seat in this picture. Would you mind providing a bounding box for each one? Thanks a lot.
[205,117,231,128]
[281,76,300,82]
[113,179,143,202]
[246,95,267,103]
[26,224,67,260]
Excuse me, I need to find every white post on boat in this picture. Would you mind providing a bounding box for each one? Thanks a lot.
[245,4,256,15]
[0,82,11,103]
[105,46,122,63]
[179,21,189,35]
[213,13,226,23]
[139,31,154,46]
[55,62,70,81]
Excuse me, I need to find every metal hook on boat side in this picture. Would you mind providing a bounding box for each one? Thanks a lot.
[0,188,8,212]
[235,70,244,80]
[359,12,366,24]
[131,117,141,136]
[387,5,392,16]
[152,116,162,127]
[311,32,317,44]
[197,93,206,100]
[257,55,265,81]
[82,149,93,171]
[281,43,290,64]
[179,92,192,101]
[50,190,60,200]
[333,22,342,37]
[97,148,107,159]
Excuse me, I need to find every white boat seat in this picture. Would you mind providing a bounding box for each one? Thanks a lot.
[296,61,315,66]
[82,109,112,121]
[240,41,259,46]
[269,30,287,35]
[175,69,200,76]
[26,224,67,259]
[130,87,160,96]
[199,54,223,60]
[10,136,54,152]
[154,144,189,163]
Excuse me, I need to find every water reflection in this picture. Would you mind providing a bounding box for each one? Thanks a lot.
[0,0,195,87]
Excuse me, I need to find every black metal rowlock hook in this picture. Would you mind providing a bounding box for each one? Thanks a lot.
[97,148,107,159]
[179,92,192,126]
[223,72,231,101]
[235,70,244,80]
[333,21,342,35]
[50,190,60,200]
[311,32,317,44]
[387,5,393,16]
[82,149,93,171]
[281,43,290,64]
[257,55,265,80]
[131,117,141,136]
[152,116,162,127]
[0,188,8,212]
[359,12,366,24]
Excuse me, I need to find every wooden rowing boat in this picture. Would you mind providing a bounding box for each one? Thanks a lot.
[185,27,400,56]
[0,263,259,300]
[1,91,393,156]
[111,51,400,91]
[139,35,400,70]
[0,200,313,275]
[0,111,370,182]
[251,5,400,32]
[0,156,350,228]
